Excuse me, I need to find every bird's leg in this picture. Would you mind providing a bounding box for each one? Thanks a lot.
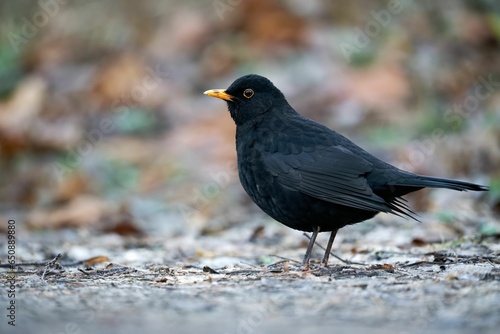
[302,226,320,269]
[321,229,338,267]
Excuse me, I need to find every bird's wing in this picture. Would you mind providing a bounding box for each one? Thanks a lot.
[263,145,408,215]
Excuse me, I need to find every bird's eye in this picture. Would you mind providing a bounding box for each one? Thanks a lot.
[243,88,254,99]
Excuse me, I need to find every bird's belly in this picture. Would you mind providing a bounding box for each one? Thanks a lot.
[237,156,377,232]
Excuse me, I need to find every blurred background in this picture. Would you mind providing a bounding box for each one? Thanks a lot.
[0,0,499,256]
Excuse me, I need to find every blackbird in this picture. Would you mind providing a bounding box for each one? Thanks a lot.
[204,74,488,267]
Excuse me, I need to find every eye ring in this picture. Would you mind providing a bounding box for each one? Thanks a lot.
[243,88,254,99]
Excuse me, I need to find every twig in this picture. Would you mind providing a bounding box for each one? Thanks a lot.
[0,256,107,268]
[239,260,259,268]
[78,268,91,275]
[485,259,499,268]
[225,269,262,276]
[94,267,130,276]
[41,253,64,280]
[0,258,61,268]
[402,256,496,268]
[402,261,442,268]
[267,260,288,267]
[76,266,130,276]
[268,254,301,264]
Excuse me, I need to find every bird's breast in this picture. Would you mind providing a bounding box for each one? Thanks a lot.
[237,142,271,196]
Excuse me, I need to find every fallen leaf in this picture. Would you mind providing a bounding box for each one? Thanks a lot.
[82,256,110,266]
[411,237,427,247]
[102,219,144,237]
[26,196,111,229]
[203,265,219,274]
[249,225,265,242]
[0,77,46,154]
[368,264,395,271]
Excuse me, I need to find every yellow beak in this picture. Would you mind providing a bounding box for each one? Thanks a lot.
[203,89,235,102]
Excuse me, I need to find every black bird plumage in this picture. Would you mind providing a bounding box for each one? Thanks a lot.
[204,74,488,267]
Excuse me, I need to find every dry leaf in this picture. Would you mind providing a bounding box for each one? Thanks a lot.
[0,77,46,154]
[102,219,144,237]
[82,256,110,266]
[368,264,395,271]
[26,196,111,229]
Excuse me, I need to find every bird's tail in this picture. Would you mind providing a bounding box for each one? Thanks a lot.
[396,175,488,192]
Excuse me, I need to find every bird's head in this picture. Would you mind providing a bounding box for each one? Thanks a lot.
[204,74,287,126]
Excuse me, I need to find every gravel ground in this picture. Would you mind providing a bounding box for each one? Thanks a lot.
[1,220,499,334]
